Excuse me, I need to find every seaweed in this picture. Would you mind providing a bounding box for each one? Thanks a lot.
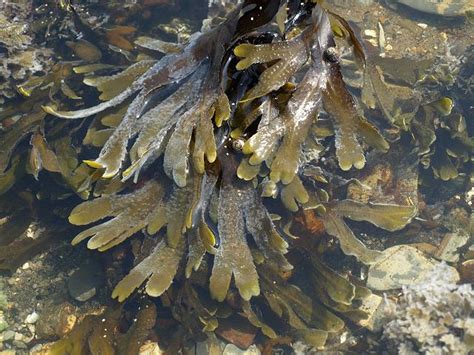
[2,0,469,352]
[49,303,157,355]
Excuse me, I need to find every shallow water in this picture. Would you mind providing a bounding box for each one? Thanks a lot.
[0,0,472,354]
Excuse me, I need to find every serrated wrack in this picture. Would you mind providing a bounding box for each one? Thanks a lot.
[320,209,383,265]
[235,38,308,102]
[259,265,339,349]
[84,60,155,101]
[281,176,309,212]
[209,180,292,301]
[135,36,183,54]
[112,239,184,301]
[124,77,199,182]
[242,188,292,271]
[334,200,417,231]
[0,109,47,174]
[209,184,260,301]
[242,302,278,339]
[69,181,165,251]
[268,58,325,184]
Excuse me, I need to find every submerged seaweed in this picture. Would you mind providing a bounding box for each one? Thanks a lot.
[0,0,470,351]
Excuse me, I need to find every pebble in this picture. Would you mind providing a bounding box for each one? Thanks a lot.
[0,326,7,335]
[1,330,15,341]
[215,315,258,350]
[139,341,164,355]
[25,312,39,324]
[364,29,377,38]
[367,245,459,290]
[12,340,27,349]
[36,302,77,338]
[223,344,261,355]
[67,260,103,302]
[435,232,470,263]
[417,23,428,29]
[21,263,30,270]
[460,260,474,283]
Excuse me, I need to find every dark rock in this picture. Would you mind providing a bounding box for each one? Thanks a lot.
[215,315,258,350]
[67,259,103,302]
[36,302,77,339]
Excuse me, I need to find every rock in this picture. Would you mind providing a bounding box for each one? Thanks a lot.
[0,290,7,310]
[460,260,474,283]
[356,0,375,5]
[36,302,77,338]
[435,232,470,262]
[367,245,459,290]
[13,340,28,349]
[67,259,103,302]
[138,341,164,355]
[30,342,55,355]
[30,344,50,354]
[381,263,473,354]
[25,311,39,324]
[364,29,377,38]
[396,0,473,16]
[1,330,14,342]
[223,344,261,355]
[352,293,384,331]
[195,335,227,354]
[21,262,30,270]
[0,319,8,333]
[216,315,258,350]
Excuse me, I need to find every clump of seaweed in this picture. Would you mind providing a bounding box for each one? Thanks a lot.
[357,35,473,185]
[0,2,54,104]
[0,0,465,352]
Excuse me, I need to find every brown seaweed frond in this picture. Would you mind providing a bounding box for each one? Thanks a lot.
[258,263,344,349]
[238,5,388,187]
[319,200,416,264]
[210,182,292,301]
[43,13,239,182]
[49,303,157,354]
[69,181,166,251]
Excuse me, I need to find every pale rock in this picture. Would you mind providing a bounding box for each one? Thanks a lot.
[139,341,164,355]
[364,29,377,38]
[367,245,459,290]
[223,344,261,355]
[25,311,39,324]
[435,232,470,262]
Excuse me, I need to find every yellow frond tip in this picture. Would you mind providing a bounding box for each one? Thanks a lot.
[236,59,251,71]
[41,105,58,115]
[233,43,252,57]
[17,86,31,97]
[83,160,105,169]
